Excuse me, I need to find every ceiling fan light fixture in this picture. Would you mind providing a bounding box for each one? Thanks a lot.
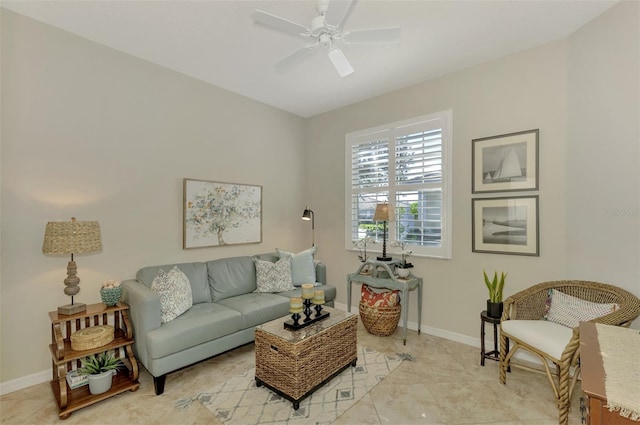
[328,48,354,77]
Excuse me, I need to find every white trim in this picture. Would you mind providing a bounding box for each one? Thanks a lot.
[0,369,50,396]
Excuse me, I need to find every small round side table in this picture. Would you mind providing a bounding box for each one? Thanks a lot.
[480,310,500,366]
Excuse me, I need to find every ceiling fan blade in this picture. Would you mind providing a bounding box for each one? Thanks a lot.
[252,10,309,37]
[343,27,401,44]
[274,46,318,71]
[325,0,354,28]
[328,48,354,77]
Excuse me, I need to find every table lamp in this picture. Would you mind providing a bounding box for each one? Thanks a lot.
[373,203,393,261]
[42,217,102,315]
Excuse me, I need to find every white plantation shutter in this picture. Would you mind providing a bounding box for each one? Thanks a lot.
[346,111,452,259]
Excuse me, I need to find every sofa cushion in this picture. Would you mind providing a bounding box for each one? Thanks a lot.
[146,303,242,359]
[151,266,193,324]
[501,320,574,361]
[207,256,257,302]
[137,262,210,304]
[254,257,295,293]
[217,293,290,328]
[277,246,317,286]
[544,289,619,328]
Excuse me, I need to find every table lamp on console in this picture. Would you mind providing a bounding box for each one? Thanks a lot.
[42,217,102,315]
[374,203,393,261]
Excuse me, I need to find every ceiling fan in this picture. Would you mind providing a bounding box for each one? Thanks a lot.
[252,0,401,77]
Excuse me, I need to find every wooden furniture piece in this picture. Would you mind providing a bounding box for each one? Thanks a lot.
[579,322,639,425]
[254,306,357,410]
[347,260,423,345]
[49,303,140,419]
[499,280,640,425]
[480,310,500,366]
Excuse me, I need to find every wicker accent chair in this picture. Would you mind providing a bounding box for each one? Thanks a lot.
[499,280,640,425]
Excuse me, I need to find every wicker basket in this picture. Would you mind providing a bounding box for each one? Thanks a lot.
[359,301,401,336]
[71,325,115,350]
[100,286,122,307]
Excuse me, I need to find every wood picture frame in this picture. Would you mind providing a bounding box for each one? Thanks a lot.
[472,195,539,256]
[472,129,539,193]
[183,178,262,249]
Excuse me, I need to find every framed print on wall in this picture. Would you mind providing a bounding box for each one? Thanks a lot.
[472,129,539,193]
[183,178,262,249]
[472,196,539,256]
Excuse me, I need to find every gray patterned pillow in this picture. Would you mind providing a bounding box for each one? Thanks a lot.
[254,257,295,293]
[151,266,193,323]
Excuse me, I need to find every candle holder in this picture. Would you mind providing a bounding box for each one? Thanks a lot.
[314,303,323,317]
[290,312,301,326]
[284,304,330,331]
[303,298,313,322]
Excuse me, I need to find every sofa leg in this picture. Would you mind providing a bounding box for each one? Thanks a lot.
[154,375,166,395]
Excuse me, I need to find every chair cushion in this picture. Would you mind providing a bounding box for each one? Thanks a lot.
[544,289,619,328]
[501,320,574,361]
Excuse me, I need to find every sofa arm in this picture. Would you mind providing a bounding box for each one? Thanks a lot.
[122,279,162,367]
[315,260,327,285]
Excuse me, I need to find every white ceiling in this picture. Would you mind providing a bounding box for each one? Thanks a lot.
[2,0,617,118]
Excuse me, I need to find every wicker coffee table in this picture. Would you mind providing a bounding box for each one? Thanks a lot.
[254,306,358,409]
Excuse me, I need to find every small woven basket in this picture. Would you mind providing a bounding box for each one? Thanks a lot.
[359,301,401,336]
[100,286,123,307]
[71,325,115,350]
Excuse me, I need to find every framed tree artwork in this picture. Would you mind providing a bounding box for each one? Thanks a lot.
[183,179,262,249]
[472,196,539,256]
[472,129,539,193]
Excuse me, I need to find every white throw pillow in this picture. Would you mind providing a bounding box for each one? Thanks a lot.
[151,266,193,324]
[545,289,618,328]
[254,257,295,293]
[277,246,317,286]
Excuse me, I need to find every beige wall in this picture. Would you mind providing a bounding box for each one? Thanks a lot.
[2,1,638,390]
[307,39,569,338]
[0,10,308,384]
[566,1,640,287]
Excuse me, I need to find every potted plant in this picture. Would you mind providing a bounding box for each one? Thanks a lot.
[79,351,124,395]
[353,237,376,274]
[483,270,506,318]
[391,241,413,277]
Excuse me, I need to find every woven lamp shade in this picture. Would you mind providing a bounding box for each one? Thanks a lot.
[373,203,394,222]
[42,218,102,255]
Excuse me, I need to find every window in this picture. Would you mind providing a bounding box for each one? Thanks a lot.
[345,110,452,259]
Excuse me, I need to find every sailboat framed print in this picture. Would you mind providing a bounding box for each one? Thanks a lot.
[472,196,539,256]
[472,129,539,193]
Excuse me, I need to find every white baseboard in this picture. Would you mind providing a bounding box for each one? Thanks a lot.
[0,369,50,396]
[0,304,519,396]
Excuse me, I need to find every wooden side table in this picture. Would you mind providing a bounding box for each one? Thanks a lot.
[49,303,139,419]
[480,310,500,366]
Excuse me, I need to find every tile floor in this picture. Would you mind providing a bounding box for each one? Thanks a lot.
[0,319,585,425]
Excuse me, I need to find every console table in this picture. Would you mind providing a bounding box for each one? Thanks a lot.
[347,260,422,345]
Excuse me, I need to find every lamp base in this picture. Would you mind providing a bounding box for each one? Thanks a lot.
[58,302,87,315]
[376,256,393,262]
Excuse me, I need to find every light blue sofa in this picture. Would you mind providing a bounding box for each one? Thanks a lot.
[122,253,335,395]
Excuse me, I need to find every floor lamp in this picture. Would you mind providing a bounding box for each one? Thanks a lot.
[301,206,315,247]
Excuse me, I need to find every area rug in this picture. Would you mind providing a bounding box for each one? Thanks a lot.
[178,346,408,425]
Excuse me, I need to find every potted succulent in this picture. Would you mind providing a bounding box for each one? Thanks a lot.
[79,351,124,395]
[391,241,413,277]
[483,270,506,318]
